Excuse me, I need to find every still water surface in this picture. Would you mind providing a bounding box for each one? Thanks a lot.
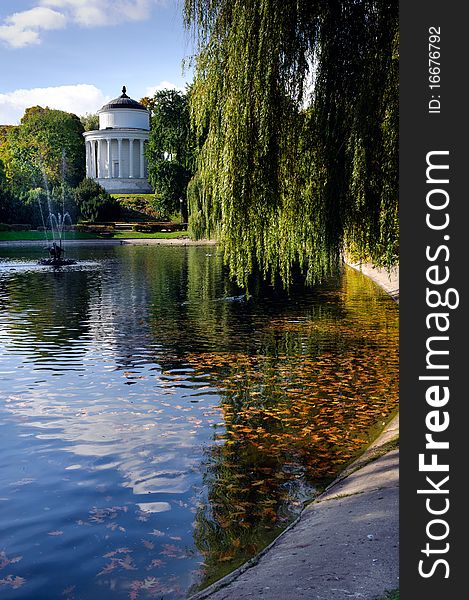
[0,244,398,599]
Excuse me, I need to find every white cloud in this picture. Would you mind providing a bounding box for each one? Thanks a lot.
[0,1,165,47]
[0,26,40,49]
[40,0,162,28]
[144,81,185,97]
[0,7,67,48]
[0,84,109,125]
[7,6,67,30]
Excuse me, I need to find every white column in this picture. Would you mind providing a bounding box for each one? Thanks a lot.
[129,138,134,178]
[97,139,102,178]
[93,140,97,178]
[89,141,92,177]
[118,139,122,178]
[88,141,93,177]
[107,139,112,178]
[139,139,144,178]
[85,142,89,177]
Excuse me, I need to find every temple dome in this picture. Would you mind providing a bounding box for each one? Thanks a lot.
[100,86,147,111]
[98,86,149,131]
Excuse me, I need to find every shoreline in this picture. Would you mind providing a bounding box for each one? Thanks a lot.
[0,237,216,247]
[189,262,400,600]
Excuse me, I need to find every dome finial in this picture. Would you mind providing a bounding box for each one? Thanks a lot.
[122,85,127,96]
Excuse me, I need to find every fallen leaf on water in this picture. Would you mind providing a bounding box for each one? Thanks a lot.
[119,555,136,571]
[149,529,165,537]
[0,575,26,589]
[97,554,136,576]
[218,552,235,562]
[62,585,76,596]
[142,540,154,549]
[129,580,142,600]
[48,530,64,536]
[103,548,132,558]
[160,544,182,557]
[146,559,165,570]
[0,551,22,570]
[141,577,159,590]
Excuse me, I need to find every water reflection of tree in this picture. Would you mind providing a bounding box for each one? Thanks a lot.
[188,270,398,590]
[1,270,93,361]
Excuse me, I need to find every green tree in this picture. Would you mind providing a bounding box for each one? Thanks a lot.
[0,158,14,222]
[80,113,99,132]
[5,106,85,193]
[145,89,194,219]
[184,0,398,287]
[74,178,118,222]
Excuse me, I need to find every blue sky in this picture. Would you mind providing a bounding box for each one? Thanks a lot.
[0,0,194,124]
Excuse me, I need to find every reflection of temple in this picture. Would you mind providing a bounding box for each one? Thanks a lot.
[83,86,152,194]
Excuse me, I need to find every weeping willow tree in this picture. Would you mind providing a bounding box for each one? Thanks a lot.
[184,0,398,288]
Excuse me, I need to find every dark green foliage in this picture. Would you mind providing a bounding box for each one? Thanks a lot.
[146,89,194,219]
[0,159,16,223]
[184,0,398,287]
[5,106,85,193]
[74,178,119,222]
[0,159,37,225]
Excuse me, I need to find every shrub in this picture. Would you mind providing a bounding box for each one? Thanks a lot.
[74,178,120,222]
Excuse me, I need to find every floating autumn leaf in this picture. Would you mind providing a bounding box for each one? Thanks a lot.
[48,530,64,536]
[103,548,132,558]
[142,540,154,550]
[129,580,142,600]
[218,552,235,562]
[119,555,136,571]
[146,559,165,570]
[62,585,76,596]
[149,529,165,537]
[0,575,26,589]
[97,554,136,576]
[141,577,159,590]
[160,544,184,557]
[0,551,22,570]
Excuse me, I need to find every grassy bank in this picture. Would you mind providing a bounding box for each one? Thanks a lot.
[112,231,187,239]
[0,231,97,241]
[0,230,188,242]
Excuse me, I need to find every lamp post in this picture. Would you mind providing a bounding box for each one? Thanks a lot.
[179,198,183,224]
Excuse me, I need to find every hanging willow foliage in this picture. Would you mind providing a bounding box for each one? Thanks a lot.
[184,0,398,287]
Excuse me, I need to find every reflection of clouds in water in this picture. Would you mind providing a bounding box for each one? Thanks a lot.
[137,502,172,513]
[3,385,213,499]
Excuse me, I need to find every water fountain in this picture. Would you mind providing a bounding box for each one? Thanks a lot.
[38,212,76,267]
[37,151,77,267]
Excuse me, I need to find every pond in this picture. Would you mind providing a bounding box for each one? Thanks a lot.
[0,244,398,599]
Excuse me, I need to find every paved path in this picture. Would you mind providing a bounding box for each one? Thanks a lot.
[0,238,215,247]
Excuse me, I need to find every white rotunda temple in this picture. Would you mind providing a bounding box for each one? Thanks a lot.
[83,86,152,194]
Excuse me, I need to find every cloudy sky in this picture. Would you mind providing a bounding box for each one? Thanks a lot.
[0,0,193,124]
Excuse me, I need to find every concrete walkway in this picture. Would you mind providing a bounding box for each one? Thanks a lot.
[190,263,399,600]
